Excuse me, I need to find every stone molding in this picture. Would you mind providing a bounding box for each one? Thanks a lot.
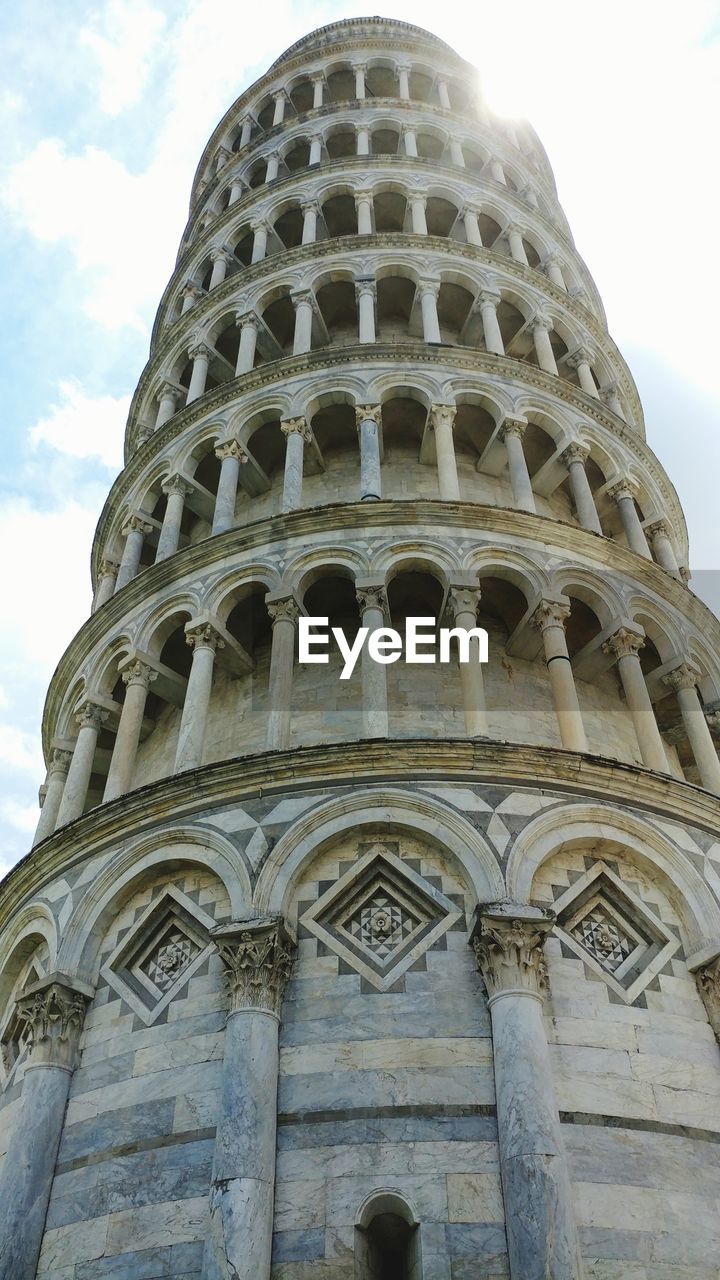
[213,917,295,1016]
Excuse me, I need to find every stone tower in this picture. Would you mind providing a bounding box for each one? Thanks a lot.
[2,15,720,1280]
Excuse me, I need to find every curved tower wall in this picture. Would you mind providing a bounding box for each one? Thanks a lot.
[1,17,720,1280]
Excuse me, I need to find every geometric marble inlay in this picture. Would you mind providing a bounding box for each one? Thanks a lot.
[553,860,680,1004]
[301,843,462,990]
[100,885,216,1025]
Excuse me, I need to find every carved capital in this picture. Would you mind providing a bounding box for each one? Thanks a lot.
[155,381,181,405]
[430,404,457,433]
[354,188,374,205]
[75,701,108,732]
[15,979,90,1071]
[478,289,501,310]
[532,312,553,333]
[532,599,571,632]
[180,282,203,302]
[662,663,698,694]
[162,474,193,499]
[470,905,554,1001]
[561,443,589,468]
[645,519,671,542]
[290,288,314,310]
[121,661,157,690]
[608,480,637,504]
[356,584,387,615]
[602,627,645,661]
[448,587,481,620]
[567,345,594,369]
[267,596,300,626]
[214,438,249,464]
[214,918,295,1017]
[281,417,312,443]
[417,278,440,300]
[188,340,213,362]
[235,309,258,330]
[186,622,225,654]
[99,558,119,579]
[210,244,234,264]
[48,748,72,775]
[499,415,528,442]
[121,515,153,538]
[354,277,377,301]
[356,404,382,429]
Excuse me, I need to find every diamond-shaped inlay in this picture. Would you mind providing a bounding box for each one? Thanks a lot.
[100,886,216,1025]
[301,844,462,990]
[553,860,680,1004]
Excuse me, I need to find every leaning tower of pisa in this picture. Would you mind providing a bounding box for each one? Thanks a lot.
[2,15,720,1280]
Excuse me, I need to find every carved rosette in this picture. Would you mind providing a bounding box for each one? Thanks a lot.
[16,979,90,1070]
[215,919,296,1017]
[470,906,555,1001]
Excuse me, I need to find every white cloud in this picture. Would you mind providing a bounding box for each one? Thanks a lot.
[0,726,44,777]
[80,0,166,115]
[28,379,128,469]
[0,799,39,835]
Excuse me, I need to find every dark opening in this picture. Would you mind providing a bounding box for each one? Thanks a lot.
[366,1212,414,1280]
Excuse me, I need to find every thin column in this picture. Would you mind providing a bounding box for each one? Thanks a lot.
[32,749,71,846]
[174,623,225,773]
[663,665,720,794]
[103,661,157,802]
[470,905,584,1280]
[430,404,460,500]
[215,147,231,174]
[55,702,107,827]
[506,224,528,264]
[463,206,483,246]
[532,315,558,374]
[646,520,681,576]
[603,629,668,772]
[187,341,212,403]
[239,118,253,148]
[356,585,389,737]
[561,444,602,534]
[311,73,324,108]
[235,312,258,374]
[609,482,652,559]
[490,157,506,184]
[501,419,535,513]
[309,134,322,165]
[436,76,451,109]
[545,254,567,289]
[301,201,319,244]
[356,405,382,501]
[181,282,202,314]
[418,281,441,342]
[280,417,311,513]
[533,600,587,751]
[228,176,244,205]
[115,515,152,591]
[267,597,299,750]
[93,558,119,610]
[449,139,465,167]
[355,279,376,343]
[213,439,247,534]
[155,381,181,428]
[209,246,233,288]
[202,919,295,1280]
[355,189,373,233]
[403,127,418,157]
[354,62,366,98]
[291,290,314,355]
[601,381,624,419]
[272,91,285,125]
[568,347,598,397]
[479,290,504,355]
[0,978,91,1280]
[251,220,269,263]
[409,191,428,235]
[448,587,488,735]
[155,475,191,562]
[397,62,411,99]
[356,126,370,156]
[265,152,279,182]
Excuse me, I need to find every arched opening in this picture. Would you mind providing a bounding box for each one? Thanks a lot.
[365,64,397,98]
[372,127,400,155]
[326,128,356,159]
[478,211,502,247]
[376,276,414,343]
[437,281,474,345]
[409,68,433,103]
[316,281,358,347]
[247,161,266,190]
[426,197,457,238]
[233,225,255,266]
[415,131,444,160]
[261,294,296,354]
[274,205,304,249]
[284,139,310,172]
[381,396,427,497]
[326,67,355,103]
[307,401,358,503]
[289,79,313,114]
[355,1192,421,1280]
[256,99,276,132]
[374,190,406,232]
[322,193,357,237]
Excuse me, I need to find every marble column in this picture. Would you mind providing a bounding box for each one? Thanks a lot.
[209,247,233,289]
[115,515,153,591]
[354,62,366,98]
[55,703,107,828]
[265,152,279,183]
[463,206,483,246]
[568,347,598,397]
[357,585,389,738]
[430,404,460,500]
[181,282,203,315]
[397,63,411,100]
[449,139,465,167]
[490,157,506,184]
[561,444,602,534]
[663,664,720,794]
[309,134,322,166]
[356,405,382,501]
[239,118,253,148]
[506,224,528,264]
[213,439,248,535]
[32,749,71,846]
[533,600,588,752]
[202,918,295,1280]
[228,177,244,205]
[418,281,441,342]
[272,91,285,125]
[187,342,212,403]
[280,417,311,513]
[437,76,451,109]
[93,558,119,611]
[355,279,376,343]
[403,127,418,157]
[355,189,373,233]
[601,381,625,419]
[311,73,324,108]
[155,475,192,562]
[355,126,370,156]
[155,381,181,428]
[267,597,299,750]
[532,315,558,374]
[0,978,91,1280]
[103,661,157,802]
[215,147,231,175]
[291,290,314,355]
[545,254,567,290]
[603,629,668,772]
[646,520,681,577]
[609,482,652,559]
[470,905,584,1280]
[301,201,319,244]
[174,623,225,773]
[475,294,503,362]
[409,191,428,235]
[448,587,487,735]
[251,220,269,263]
[235,312,259,375]
[500,419,535,513]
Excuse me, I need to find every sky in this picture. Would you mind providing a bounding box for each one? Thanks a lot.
[0,0,719,877]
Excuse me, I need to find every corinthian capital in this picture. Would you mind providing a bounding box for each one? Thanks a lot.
[214,917,295,1016]
[16,978,91,1070]
[662,663,698,694]
[120,661,157,690]
[470,904,554,1001]
[355,404,382,429]
[185,621,225,653]
[215,437,249,464]
[267,596,300,626]
[75,701,108,731]
[280,416,312,443]
[121,514,153,538]
[430,404,457,433]
[532,598,571,632]
[602,627,645,661]
[356,584,387,615]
